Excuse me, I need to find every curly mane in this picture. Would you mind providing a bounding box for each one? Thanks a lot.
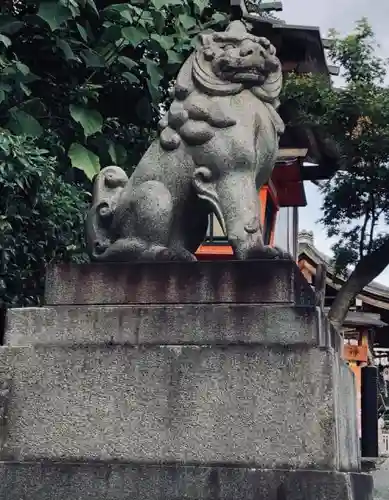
[158,21,283,151]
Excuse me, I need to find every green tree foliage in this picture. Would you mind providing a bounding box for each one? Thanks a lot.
[0,130,88,306]
[0,0,229,179]
[0,0,230,307]
[281,19,389,328]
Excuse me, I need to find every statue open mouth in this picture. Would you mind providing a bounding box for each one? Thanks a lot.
[219,67,266,83]
[214,57,268,84]
[229,69,266,82]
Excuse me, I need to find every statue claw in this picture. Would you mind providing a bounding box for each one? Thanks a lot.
[146,246,197,262]
[246,245,293,260]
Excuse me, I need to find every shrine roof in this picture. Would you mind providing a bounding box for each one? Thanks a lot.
[299,233,389,306]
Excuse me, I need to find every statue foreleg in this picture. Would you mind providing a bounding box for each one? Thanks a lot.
[217,171,266,259]
[195,169,290,260]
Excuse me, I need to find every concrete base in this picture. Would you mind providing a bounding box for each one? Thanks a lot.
[0,262,365,498]
[44,261,315,306]
[0,462,373,500]
[0,343,358,470]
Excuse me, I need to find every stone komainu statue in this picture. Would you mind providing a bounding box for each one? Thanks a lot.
[86,20,286,262]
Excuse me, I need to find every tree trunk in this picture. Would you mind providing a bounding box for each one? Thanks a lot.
[328,237,389,331]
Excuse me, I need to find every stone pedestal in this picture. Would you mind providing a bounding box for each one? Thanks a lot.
[1,261,373,499]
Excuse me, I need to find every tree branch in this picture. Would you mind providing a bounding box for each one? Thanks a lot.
[359,202,369,259]
[368,194,377,253]
[328,236,389,330]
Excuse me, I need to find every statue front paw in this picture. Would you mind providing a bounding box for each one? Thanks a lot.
[93,239,110,256]
[246,245,293,260]
[144,245,197,262]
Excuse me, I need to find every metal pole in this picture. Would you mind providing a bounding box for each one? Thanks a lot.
[361,365,379,457]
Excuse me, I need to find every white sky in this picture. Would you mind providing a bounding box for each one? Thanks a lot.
[279,0,389,285]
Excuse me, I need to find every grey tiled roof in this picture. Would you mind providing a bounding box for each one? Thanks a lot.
[299,240,389,299]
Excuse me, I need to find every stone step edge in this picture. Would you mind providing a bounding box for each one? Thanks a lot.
[0,462,372,500]
[7,303,317,311]
[0,460,358,471]
[5,304,321,347]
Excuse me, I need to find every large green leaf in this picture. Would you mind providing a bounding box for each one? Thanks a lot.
[0,83,11,92]
[122,72,140,84]
[119,9,133,23]
[107,141,127,166]
[19,82,31,97]
[69,105,103,138]
[99,25,123,44]
[121,26,148,47]
[37,2,72,31]
[151,0,181,8]
[68,143,100,180]
[211,12,227,23]
[56,39,78,62]
[0,34,11,48]
[80,49,105,68]
[76,23,88,42]
[15,61,30,75]
[0,16,23,35]
[150,34,175,52]
[144,59,163,88]
[152,10,166,34]
[19,98,46,117]
[7,109,43,137]
[167,50,183,64]
[178,14,196,30]
[117,56,137,71]
[64,0,80,18]
[193,0,209,15]
[0,83,11,104]
[86,0,99,15]
[104,4,130,14]
[144,58,163,101]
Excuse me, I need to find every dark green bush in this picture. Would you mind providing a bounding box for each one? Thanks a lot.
[0,130,88,307]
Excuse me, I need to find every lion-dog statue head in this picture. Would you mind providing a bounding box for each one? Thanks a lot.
[158,20,283,153]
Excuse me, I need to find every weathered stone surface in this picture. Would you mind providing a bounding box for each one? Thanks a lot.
[0,463,373,500]
[334,355,361,471]
[0,344,357,470]
[44,261,315,306]
[5,304,320,347]
[318,309,343,354]
[373,459,389,500]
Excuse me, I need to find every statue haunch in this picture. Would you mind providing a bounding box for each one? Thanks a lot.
[86,20,287,262]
